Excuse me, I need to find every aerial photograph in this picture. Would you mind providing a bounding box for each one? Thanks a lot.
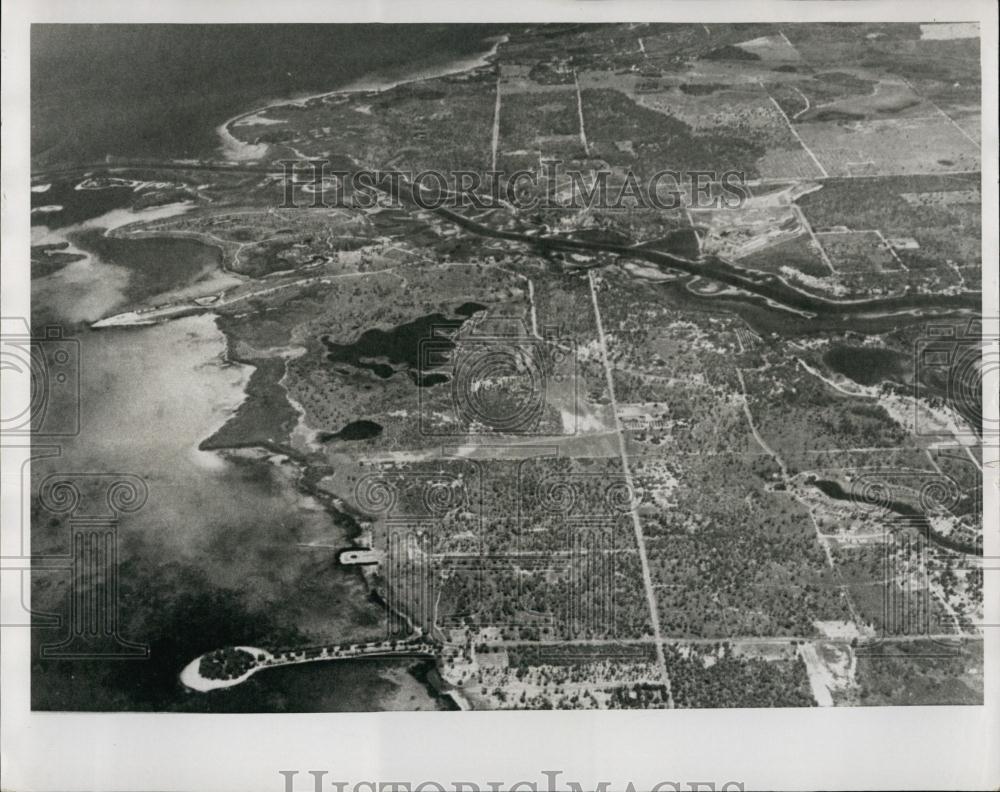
[27,22,984,712]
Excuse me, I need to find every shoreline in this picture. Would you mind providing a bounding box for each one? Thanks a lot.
[180,638,436,691]
[180,634,465,710]
[216,34,507,161]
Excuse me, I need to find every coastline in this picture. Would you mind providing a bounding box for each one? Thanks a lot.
[216,34,508,161]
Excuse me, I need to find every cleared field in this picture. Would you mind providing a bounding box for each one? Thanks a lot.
[734,33,802,62]
[739,233,835,281]
[795,115,979,177]
[949,111,980,143]
[756,145,828,180]
[691,203,800,259]
[816,230,903,274]
[920,22,979,41]
[768,75,930,125]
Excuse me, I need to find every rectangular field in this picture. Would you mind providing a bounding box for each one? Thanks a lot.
[796,115,980,177]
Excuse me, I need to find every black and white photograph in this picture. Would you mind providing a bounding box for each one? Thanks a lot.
[2,1,997,790]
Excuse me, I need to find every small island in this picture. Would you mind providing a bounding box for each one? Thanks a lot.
[180,645,274,692]
[199,646,259,681]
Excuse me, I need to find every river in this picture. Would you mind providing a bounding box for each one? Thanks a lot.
[419,194,981,329]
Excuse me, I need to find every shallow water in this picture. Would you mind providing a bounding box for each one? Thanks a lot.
[31,25,506,167]
[31,214,437,711]
[31,200,200,325]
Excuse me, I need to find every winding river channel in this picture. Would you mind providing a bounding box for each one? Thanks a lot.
[85,171,980,336]
[424,197,980,322]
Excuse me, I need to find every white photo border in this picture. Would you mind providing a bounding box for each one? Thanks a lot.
[2,2,997,790]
